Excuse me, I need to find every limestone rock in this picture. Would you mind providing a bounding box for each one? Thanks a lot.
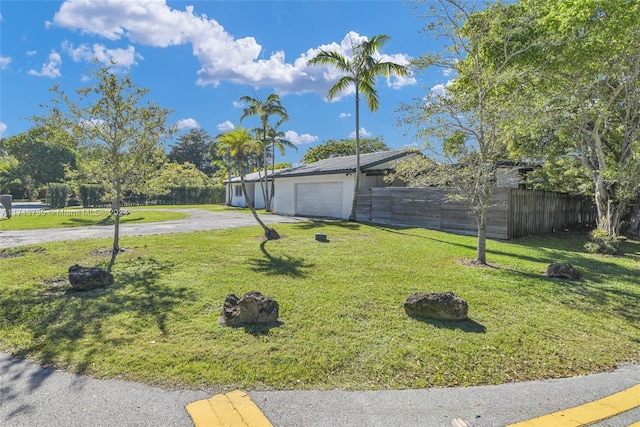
[404,292,468,321]
[219,291,279,326]
[68,264,114,291]
[546,262,580,280]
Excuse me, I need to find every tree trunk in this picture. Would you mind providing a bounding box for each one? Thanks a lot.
[241,175,279,240]
[348,85,361,222]
[628,197,640,238]
[594,176,622,237]
[227,170,232,205]
[112,191,121,254]
[476,210,487,265]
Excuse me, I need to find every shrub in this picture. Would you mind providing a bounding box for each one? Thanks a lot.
[78,184,105,207]
[151,185,225,205]
[584,228,621,255]
[46,183,69,209]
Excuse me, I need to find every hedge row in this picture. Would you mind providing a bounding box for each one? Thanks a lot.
[78,184,226,207]
[46,183,70,209]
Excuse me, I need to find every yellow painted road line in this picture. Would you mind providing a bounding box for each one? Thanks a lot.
[627,421,640,427]
[508,384,640,427]
[186,390,273,427]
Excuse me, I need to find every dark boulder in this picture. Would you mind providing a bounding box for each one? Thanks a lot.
[68,264,114,291]
[546,263,580,280]
[219,291,279,326]
[404,292,468,321]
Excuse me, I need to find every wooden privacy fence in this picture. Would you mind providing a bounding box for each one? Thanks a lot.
[356,187,596,239]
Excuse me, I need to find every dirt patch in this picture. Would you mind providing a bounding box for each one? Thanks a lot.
[455,257,500,269]
[0,247,46,258]
[91,247,131,257]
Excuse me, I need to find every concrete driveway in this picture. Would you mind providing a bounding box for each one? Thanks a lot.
[0,209,305,248]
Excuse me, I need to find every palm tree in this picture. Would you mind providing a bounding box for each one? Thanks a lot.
[308,34,409,221]
[217,127,280,240]
[239,93,289,211]
[264,126,296,208]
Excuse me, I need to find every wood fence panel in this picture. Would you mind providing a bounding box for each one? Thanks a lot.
[356,187,595,240]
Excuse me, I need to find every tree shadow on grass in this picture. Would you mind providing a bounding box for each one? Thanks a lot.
[484,254,640,324]
[2,256,192,375]
[247,241,314,278]
[408,315,487,333]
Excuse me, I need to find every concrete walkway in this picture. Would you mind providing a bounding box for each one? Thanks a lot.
[1,207,639,426]
[2,351,639,426]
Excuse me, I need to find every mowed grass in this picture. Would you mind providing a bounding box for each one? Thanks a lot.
[0,208,188,230]
[0,221,638,391]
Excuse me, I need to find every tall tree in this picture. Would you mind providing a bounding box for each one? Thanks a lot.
[510,0,640,238]
[302,136,389,164]
[400,0,537,264]
[36,63,173,255]
[216,127,280,240]
[239,93,289,210]
[168,128,216,175]
[308,34,409,221]
[2,126,77,199]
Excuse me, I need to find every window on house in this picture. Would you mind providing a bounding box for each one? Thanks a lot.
[234,186,243,197]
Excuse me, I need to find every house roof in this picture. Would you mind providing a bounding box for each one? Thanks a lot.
[225,169,290,184]
[273,149,416,178]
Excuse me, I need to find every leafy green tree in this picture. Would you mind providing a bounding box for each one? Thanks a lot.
[400,0,537,264]
[308,34,409,221]
[2,126,77,199]
[168,128,216,175]
[302,137,389,164]
[36,63,173,254]
[239,93,289,210]
[509,0,640,238]
[147,162,213,197]
[216,128,280,240]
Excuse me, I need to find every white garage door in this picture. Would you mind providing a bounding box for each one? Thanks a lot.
[295,182,344,218]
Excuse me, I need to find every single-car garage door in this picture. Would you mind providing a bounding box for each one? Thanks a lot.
[295,182,344,218]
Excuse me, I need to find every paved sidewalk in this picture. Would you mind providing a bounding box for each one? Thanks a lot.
[2,351,639,426]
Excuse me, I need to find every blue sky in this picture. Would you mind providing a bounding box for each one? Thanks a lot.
[0,0,448,165]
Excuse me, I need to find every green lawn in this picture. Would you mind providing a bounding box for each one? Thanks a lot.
[0,208,189,230]
[0,222,638,392]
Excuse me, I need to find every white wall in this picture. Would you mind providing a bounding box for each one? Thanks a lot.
[273,173,388,219]
[228,181,270,209]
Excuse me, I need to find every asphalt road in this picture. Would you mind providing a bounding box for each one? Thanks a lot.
[1,206,639,426]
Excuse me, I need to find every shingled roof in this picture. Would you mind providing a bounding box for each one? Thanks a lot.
[273,149,414,178]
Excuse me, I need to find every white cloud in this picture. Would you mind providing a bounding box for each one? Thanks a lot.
[62,41,142,70]
[339,112,351,119]
[26,50,37,57]
[176,118,199,130]
[232,101,244,109]
[349,127,372,138]
[284,130,318,145]
[0,56,11,70]
[429,80,453,98]
[0,122,7,138]
[51,2,415,95]
[28,51,62,78]
[217,120,235,131]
